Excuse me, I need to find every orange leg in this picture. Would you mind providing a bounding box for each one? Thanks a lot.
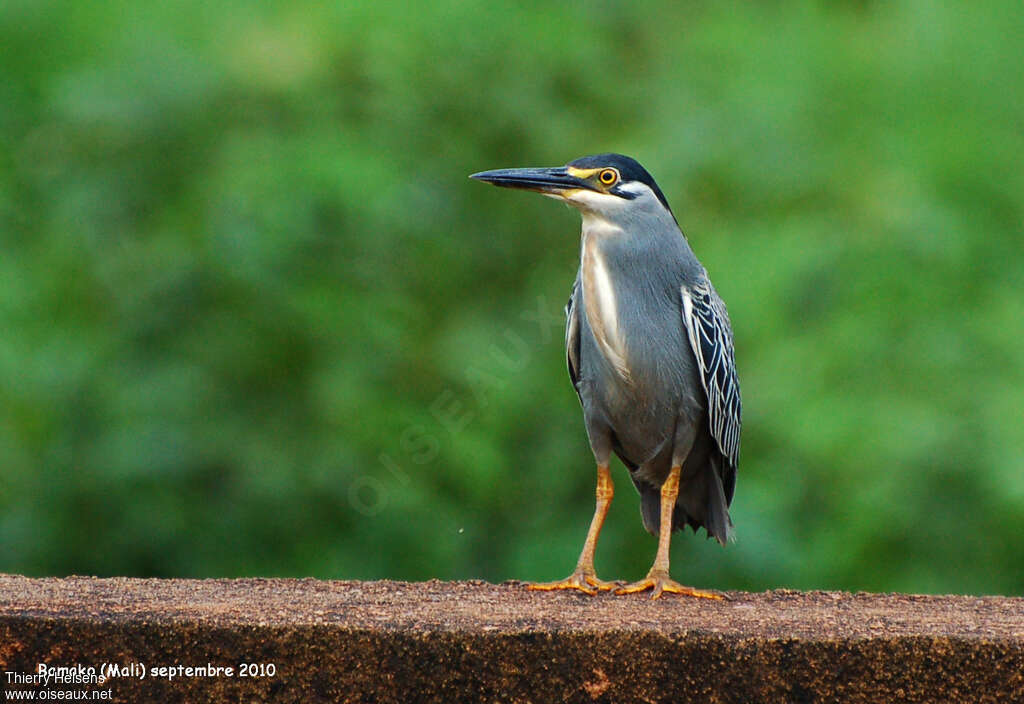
[529,464,620,595]
[616,465,723,600]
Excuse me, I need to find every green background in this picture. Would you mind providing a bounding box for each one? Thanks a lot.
[1,1,1021,595]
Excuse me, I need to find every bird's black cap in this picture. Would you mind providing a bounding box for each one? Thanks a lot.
[568,153,672,211]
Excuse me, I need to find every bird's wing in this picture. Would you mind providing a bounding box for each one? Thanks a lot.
[681,272,741,467]
[565,276,582,400]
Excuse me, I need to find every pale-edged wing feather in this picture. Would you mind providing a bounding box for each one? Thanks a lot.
[565,278,581,400]
[681,273,741,467]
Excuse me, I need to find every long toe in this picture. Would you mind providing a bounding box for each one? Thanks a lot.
[528,570,618,596]
[615,572,723,601]
[584,574,623,591]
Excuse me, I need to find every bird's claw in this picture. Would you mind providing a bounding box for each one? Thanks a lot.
[615,570,723,600]
[528,570,621,596]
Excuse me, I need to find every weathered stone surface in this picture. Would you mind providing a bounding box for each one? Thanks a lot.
[1,575,1022,702]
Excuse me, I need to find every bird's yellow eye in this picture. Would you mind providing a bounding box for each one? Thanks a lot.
[598,169,618,186]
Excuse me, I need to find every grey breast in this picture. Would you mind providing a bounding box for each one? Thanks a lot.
[573,211,705,469]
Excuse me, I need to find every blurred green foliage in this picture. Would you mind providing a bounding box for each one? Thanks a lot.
[1,0,1022,595]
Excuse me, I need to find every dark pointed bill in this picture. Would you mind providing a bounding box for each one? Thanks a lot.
[469,166,595,194]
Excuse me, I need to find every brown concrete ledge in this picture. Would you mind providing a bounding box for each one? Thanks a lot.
[1,576,1022,703]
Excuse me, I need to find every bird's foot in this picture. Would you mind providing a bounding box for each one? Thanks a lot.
[527,569,621,596]
[615,569,723,601]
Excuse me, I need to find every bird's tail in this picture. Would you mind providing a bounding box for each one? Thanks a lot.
[703,458,734,545]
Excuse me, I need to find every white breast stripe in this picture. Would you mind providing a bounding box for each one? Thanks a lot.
[583,239,631,383]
